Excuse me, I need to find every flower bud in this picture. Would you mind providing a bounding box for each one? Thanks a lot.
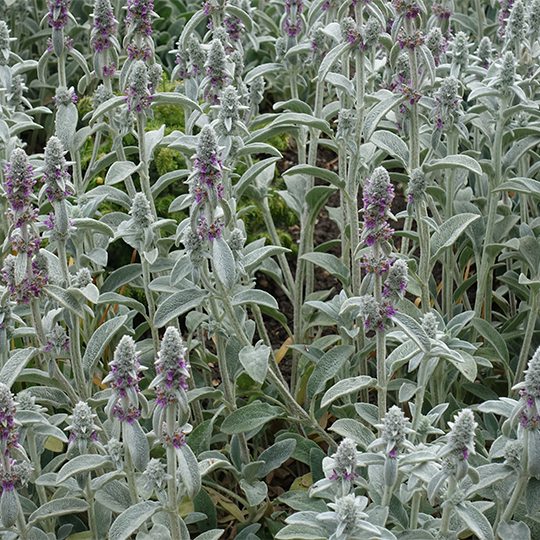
[500,51,516,89]
[421,312,439,338]
[45,324,70,354]
[43,136,71,203]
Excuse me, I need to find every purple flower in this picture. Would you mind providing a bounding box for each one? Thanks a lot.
[151,327,190,408]
[124,60,153,115]
[43,137,72,203]
[360,167,395,248]
[125,0,155,60]
[0,384,18,458]
[197,215,224,242]
[189,124,224,207]
[47,0,70,30]
[4,149,37,229]
[103,336,145,424]
[91,0,117,53]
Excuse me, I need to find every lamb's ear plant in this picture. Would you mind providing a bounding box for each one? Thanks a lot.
[4,0,540,537]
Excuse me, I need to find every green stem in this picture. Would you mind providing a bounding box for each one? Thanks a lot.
[444,132,458,319]
[136,116,157,219]
[16,502,29,540]
[71,319,88,399]
[410,491,422,529]
[374,243,386,424]
[499,431,529,526]
[515,291,540,386]
[439,476,457,537]
[141,256,159,355]
[123,425,140,505]
[166,406,184,540]
[219,291,337,449]
[381,480,394,507]
[57,241,71,286]
[417,201,431,312]
[85,475,98,540]
[474,98,507,320]
[27,430,48,508]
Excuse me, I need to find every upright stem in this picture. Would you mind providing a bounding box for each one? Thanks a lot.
[71,319,88,399]
[137,117,157,219]
[417,201,431,312]
[123,425,140,505]
[444,132,458,319]
[499,431,528,526]
[439,476,457,537]
[85,476,98,540]
[474,97,507,320]
[515,290,539,387]
[141,256,159,355]
[410,491,422,529]
[402,19,420,255]
[166,406,184,540]
[374,244,386,424]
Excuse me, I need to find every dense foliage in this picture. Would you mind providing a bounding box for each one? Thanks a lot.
[1,0,540,539]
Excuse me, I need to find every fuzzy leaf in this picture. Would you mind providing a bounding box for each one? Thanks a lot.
[0,348,37,388]
[455,503,494,540]
[109,501,159,540]
[364,94,406,141]
[101,264,142,293]
[221,403,284,435]
[176,443,201,499]
[283,164,345,190]
[392,312,431,353]
[124,420,149,471]
[105,161,141,186]
[238,342,270,384]
[300,252,350,287]
[371,130,410,168]
[321,376,375,408]
[82,315,128,378]
[329,418,376,450]
[256,439,297,478]
[232,289,278,310]
[56,455,113,484]
[430,214,480,260]
[45,285,86,319]
[425,154,483,176]
[153,288,208,328]
[213,237,236,290]
[307,346,355,399]
[28,498,89,526]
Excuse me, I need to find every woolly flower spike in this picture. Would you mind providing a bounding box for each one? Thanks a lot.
[0,22,12,66]
[103,336,145,424]
[383,259,408,301]
[406,168,426,204]
[248,77,265,113]
[393,0,421,19]
[425,27,446,67]
[360,167,394,247]
[421,312,439,339]
[2,254,48,305]
[4,148,37,228]
[431,76,459,131]
[8,75,27,110]
[44,324,70,354]
[500,51,516,89]
[451,32,469,73]
[43,136,71,203]
[506,0,525,43]
[371,405,413,458]
[204,39,229,105]
[65,401,100,454]
[318,495,381,540]
[364,18,381,49]
[336,109,356,141]
[477,37,491,69]
[510,346,540,429]
[148,63,162,94]
[91,0,117,53]
[228,228,245,254]
[216,86,240,137]
[151,327,190,408]
[182,228,206,270]
[503,439,523,469]
[0,383,18,457]
[329,438,359,482]
[530,0,540,40]
[53,86,77,107]
[357,295,396,332]
[72,267,93,288]
[130,193,153,229]
[125,0,155,61]
[189,124,223,207]
[125,60,153,115]
[93,84,114,110]
[438,409,477,481]
[143,458,170,493]
[47,0,70,30]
